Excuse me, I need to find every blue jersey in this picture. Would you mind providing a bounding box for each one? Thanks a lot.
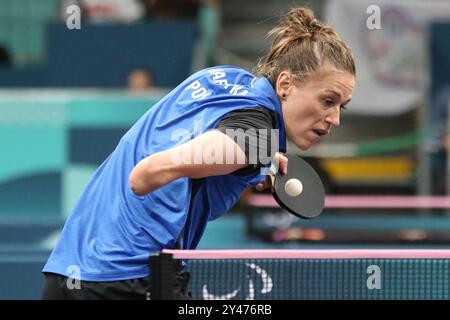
[43,66,287,281]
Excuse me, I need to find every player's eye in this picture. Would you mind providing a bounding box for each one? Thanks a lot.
[324,98,335,106]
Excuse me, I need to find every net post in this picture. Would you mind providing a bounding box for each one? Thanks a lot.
[148,251,176,300]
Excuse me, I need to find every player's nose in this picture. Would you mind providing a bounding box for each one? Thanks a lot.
[325,107,340,127]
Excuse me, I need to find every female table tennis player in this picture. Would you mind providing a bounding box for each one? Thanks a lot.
[42,7,355,299]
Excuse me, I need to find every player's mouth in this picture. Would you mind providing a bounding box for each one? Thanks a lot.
[312,128,328,138]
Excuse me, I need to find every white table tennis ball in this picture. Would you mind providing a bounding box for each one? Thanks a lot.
[285,178,303,197]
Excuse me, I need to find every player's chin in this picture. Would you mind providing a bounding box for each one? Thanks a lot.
[295,137,317,151]
[296,141,313,151]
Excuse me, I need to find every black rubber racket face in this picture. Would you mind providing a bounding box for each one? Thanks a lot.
[272,154,325,219]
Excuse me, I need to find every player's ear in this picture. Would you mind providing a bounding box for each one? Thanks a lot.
[276,71,293,99]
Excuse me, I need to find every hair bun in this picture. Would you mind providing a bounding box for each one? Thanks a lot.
[287,8,320,32]
[310,18,320,29]
[256,6,355,83]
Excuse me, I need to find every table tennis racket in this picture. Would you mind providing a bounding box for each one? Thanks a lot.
[269,154,325,219]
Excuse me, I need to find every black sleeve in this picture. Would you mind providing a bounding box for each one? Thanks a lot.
[214,106,277,176]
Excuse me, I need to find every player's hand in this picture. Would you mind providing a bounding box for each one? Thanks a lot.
[255,153,288,191]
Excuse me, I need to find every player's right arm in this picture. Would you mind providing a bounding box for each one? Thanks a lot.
[129,130,249,196]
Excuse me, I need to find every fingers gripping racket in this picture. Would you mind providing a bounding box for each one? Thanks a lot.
[270,154,325,219]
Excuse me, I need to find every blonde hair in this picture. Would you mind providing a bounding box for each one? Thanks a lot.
[256,7,355,85]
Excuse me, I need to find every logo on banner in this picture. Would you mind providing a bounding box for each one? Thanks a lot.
[361,6,423,88]
[202,263,273,300]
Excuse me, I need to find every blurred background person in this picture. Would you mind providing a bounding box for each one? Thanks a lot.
[127,68,154,92]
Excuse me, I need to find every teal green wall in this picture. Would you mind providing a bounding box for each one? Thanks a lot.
[0,90,165,218]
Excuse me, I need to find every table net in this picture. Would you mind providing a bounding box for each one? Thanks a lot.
[149,249,450,300]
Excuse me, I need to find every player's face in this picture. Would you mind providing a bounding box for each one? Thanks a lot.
[277,69,355,150]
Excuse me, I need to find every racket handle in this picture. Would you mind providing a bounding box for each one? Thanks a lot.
[270,175,275,192]
[269,161,279,176]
